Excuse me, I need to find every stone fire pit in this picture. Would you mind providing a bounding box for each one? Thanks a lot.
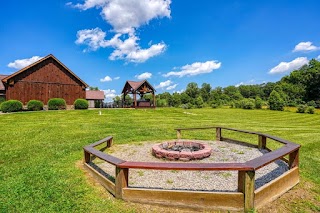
[152,141,212,161]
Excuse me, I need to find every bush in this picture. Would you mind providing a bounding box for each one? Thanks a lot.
[0,100,23,113]
[181,103,193,109]
[27,100,44,111]
[255,97,263,109]
[240,98,255,109]
[306,106,315,114]
[296,104,307,113]
[307,100,316,107]
[268,90,285,111]
[74,99,89,109]
[0,97,5,104]
[48,98,66,110]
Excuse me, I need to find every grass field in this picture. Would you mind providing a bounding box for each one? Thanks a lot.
[0,108,319,212]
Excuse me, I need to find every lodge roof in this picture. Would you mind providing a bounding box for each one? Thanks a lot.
[121,80,156,94]
[1,54,89,87]
[0,75,8,90]
[86,90,105,100]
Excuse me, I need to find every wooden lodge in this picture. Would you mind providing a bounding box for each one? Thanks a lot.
[0,54,89,105]
[121,80,156,108]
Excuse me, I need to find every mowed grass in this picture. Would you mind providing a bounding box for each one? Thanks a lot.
[0,108,319,212]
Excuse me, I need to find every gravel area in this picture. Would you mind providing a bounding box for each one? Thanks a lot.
[93,139,288,192]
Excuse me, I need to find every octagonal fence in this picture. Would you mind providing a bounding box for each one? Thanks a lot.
[83,127,300,212]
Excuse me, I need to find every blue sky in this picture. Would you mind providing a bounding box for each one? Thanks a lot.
[1,0,320,100]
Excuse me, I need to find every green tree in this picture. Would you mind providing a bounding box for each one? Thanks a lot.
[200,83,211,103]
[268,90,285,111]
[185,82,199,99]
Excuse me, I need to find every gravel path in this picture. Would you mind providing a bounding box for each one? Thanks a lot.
[94,139,288,192]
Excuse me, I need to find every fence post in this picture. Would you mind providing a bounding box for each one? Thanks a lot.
[107,137,113,148]
[289,149,299,169]
[216,127,221,141]
[177,130,181,139]
[238,170,255,211]
[84,150,90,163]
[115,166,129,199]
[258,135,266,150]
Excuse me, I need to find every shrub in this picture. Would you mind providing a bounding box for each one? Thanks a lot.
[27,100,44,111]
[181,103,193,109]
[268,90,284,111]
[0,100,23,113]
[307,100,316,107]
[296,104,307,113]
[195,96,204,108]
[0,97,5,104]
[48,98,66,110]
[240,98,255,109]
[156,99,168,107]
[306,106,315,114]
[74,99,89,109]
[255,97,263,109]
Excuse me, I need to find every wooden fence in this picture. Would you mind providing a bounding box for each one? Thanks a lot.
[83,127,300,211]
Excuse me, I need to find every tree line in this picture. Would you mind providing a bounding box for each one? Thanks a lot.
[112,59,320,111]
[153,59,320,110]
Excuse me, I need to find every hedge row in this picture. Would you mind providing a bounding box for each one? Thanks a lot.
[0,98,89,113]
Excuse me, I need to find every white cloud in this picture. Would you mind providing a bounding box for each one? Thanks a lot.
[75,28,108,51]
[76,28,166,62]
[293,41,319,52]
[269,57,309,74]
[7,56,43,69]
[166,84,177,90]
[71,0,171,63]
[155,80,172,89]
[174,89,184,94]
[164,60,222,78]
[100,75,112,82]
[114,76,120,80]
[235,79,256,87]
[71,0,171,34]
[235,82,244,87]
[103,89,117,101]
[135,72,152,80]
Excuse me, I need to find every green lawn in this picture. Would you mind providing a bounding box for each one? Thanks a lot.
[0,108,319,212]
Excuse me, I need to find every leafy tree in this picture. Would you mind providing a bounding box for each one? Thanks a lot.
[200,83,211,103]
[195,96,204,108]
[89,86,99,91]
[180,92,191,104]
[268,90,285,111]
[171,92,181,107]
[185,82,199,99]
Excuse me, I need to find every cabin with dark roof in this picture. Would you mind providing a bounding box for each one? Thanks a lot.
[0,54,88,105]
[121,80,156,108]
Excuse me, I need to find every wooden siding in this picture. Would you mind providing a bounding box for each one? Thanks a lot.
[5,58,85,105]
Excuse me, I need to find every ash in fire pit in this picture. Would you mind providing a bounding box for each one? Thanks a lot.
[152,141,212,161]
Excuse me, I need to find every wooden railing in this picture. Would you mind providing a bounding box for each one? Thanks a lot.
[83,127,300,211]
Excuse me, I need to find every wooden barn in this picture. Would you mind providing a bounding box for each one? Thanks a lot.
[0,54,88,105]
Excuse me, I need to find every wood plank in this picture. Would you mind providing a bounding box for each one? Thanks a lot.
[254,167,299,209]
[83,163,116,196]
[119,161,253,171]
[123,188,244,211]
[83,146,125,166]
[246,144,300,170]
[115,167,128,199]
[244,171,255,211]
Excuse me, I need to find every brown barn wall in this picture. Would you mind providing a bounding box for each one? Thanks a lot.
[5,58,85,105]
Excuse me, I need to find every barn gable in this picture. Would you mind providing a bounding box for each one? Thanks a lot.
[1,54,88,105]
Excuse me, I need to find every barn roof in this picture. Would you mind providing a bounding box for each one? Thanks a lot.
[1,54,89,87]
[86,90,105,100]
[0,75,8,90]
[121,80,156,94]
